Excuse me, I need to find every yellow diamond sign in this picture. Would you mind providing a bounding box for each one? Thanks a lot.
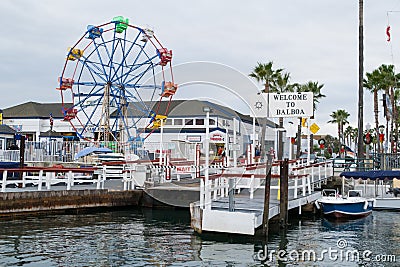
[310,123,320,134]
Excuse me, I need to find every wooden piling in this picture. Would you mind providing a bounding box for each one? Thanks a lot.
[262,160,272,238]
[18,136,25,187]
[279,158,289,228]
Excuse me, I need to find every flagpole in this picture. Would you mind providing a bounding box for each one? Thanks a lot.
[356,0,364,160]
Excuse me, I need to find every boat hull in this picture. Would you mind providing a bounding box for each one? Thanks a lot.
[318,200,374,219]
[373,198,400,211]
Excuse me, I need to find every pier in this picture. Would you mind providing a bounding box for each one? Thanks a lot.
[190,160,334,235]
[0,165,142,216]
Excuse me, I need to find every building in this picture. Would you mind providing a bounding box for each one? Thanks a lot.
[1,100,280,159]
[2,102,75,141]
[0,125,16,150]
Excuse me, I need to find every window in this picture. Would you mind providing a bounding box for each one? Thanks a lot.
[174,119,183,125]
[165,119,172,125]
[195,118,204,125]
[209,118,216,125]
[185,119,193,125]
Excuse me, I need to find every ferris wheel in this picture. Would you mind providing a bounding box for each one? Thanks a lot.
[57,16,177,144]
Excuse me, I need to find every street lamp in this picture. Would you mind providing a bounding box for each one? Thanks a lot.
[365,123,371,159]
[379,125,385,151]
[203,106,212,210]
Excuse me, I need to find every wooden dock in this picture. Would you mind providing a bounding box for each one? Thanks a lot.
[190,160,334,235]
[190,189,321,235]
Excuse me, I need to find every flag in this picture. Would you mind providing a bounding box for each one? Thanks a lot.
[387,25,391,42]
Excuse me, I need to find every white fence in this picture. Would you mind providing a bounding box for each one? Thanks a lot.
[198,160,333,210]
[0,140,187,163]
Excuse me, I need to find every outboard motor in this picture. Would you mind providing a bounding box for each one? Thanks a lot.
[393,188,400,197]
[387,187,400,197]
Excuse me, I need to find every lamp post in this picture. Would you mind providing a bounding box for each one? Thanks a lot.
[203,106,212,210]
[365,123,371,159]
[379,125,385,170]
[379,125,385,153]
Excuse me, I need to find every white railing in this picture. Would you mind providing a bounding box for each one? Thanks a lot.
[0,140,194,163]
[0,167,100,192]
[198,160,333,210]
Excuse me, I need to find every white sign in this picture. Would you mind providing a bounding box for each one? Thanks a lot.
[176,166,191,174]
[268,92,313,118]
[228,143,241,151]
[187,135,201,142]
[210,130,225,143]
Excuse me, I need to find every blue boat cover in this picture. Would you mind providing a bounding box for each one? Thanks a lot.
[0,162,20,169]
[340,170,400,180]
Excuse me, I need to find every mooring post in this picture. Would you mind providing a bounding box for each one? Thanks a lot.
[262,160,272,238]
[228,178,235,212]
[279,158,289,229]
[18,135,25,188]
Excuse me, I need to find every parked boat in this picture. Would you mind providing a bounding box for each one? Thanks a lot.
[315,189,375,219]
[341,170,400,210]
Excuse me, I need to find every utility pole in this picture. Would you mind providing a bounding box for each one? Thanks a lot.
[357,0,364,159]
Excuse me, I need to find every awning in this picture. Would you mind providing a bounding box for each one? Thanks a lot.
[74,147,113,160]
[340,170,400,180]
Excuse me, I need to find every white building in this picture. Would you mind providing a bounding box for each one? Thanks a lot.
[2,100,280,159]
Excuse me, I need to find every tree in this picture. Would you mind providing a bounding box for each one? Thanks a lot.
[249,62,282,160]
[364,68,384,153]
[328,109,350,146]
[296,81,326,157]
[379,64,400,152]
[364,64,400,153]
[344,126,353,147]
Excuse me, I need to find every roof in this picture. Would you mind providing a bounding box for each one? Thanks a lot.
[0,125,16,135]
[2,102,72,119]
[2,100,277,128]
[39,130,63,137]
[122,99,277,127]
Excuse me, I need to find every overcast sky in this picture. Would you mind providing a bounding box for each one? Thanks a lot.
[2,0,400,136]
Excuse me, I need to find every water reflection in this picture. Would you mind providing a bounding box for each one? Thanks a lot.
[0,209,398,266]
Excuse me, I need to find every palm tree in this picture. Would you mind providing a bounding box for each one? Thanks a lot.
[394,89,400,149]
[364,64,400,153]
[364,68,384,153]
[379,64,400,152]
[352,127,359,151]
[344,126,353,147]
[249,62,282,159]
[328,109,350,146]
[296,81,326,157]
[269,72,295,159]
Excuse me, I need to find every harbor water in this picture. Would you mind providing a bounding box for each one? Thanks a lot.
[0,208,398,266]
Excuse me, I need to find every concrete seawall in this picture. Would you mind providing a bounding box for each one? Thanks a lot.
[0,189,143,217]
